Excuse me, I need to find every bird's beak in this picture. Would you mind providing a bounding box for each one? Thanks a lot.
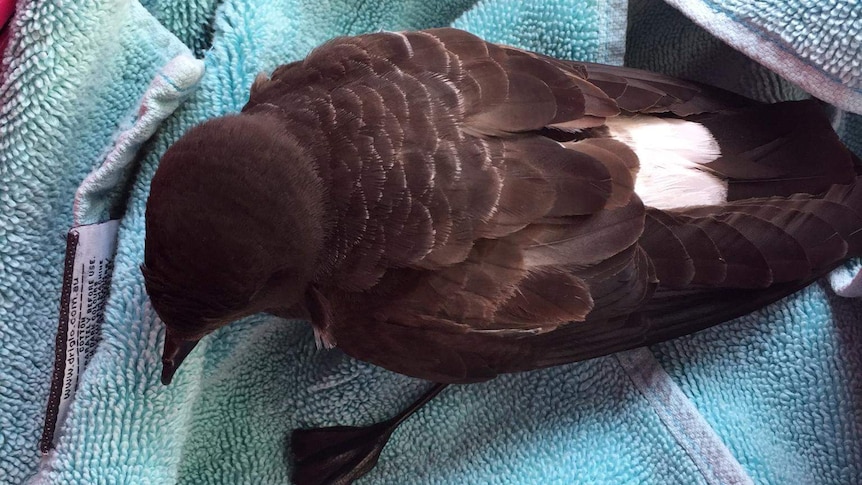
[160,329,200,385]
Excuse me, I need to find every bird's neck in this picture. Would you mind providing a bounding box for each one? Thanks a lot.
[262,109,396,290]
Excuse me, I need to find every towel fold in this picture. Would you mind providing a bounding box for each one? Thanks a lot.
[0,1,201,482]
[662,0,862,114]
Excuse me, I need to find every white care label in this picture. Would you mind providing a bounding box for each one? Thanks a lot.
[40,220,120,453]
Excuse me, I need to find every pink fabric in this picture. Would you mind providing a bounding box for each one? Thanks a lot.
[0,0,14,26]
[0,0,14,75]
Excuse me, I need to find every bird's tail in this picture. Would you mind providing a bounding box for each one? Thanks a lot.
[528,165,862,370]
[685,100,859,200]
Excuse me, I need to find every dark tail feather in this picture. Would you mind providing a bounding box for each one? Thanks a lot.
[532,175,862,370]
[692,100,857,200]
[530,262,841,370]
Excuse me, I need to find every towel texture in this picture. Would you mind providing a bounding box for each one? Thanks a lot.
[2,0,859,484]
[659,0,862,114]
[0,1,201,483]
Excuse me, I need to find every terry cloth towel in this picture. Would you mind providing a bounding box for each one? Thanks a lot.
[0,1,858,485]
[0,1,203,482]
[661,0,862,116]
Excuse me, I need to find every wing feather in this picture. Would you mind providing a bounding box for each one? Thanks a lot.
[250,29,862,384]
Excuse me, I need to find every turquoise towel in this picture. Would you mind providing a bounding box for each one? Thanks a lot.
[1,0,858,484]
[663,0,862,114]
[0,1,202,483]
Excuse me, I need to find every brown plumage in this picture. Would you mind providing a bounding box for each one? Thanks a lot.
[143,28,861,485]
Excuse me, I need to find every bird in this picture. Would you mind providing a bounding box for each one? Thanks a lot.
[142,28,862,485]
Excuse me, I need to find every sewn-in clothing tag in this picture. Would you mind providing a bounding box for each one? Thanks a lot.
[39,220,120,453]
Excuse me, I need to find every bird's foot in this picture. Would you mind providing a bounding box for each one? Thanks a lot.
[291,420,395,485]
[290,383,447,485]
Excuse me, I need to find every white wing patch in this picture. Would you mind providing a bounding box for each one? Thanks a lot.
[606,116,726,209]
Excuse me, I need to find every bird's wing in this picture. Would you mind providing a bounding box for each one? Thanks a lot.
[331,182,862,382]
[296,28,854,282]
[508,178,862,371]
[242,28,650,289]
[573,61,755,115]
[248,29,862,382]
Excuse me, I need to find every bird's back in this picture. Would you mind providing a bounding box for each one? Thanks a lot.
[244,28,861,383]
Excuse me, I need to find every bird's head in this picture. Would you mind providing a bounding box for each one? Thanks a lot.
[142,113,329,385]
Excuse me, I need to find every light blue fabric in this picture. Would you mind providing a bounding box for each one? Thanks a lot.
[0,1,202,483]
[661,0,862,114]
[2,0,860,484]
